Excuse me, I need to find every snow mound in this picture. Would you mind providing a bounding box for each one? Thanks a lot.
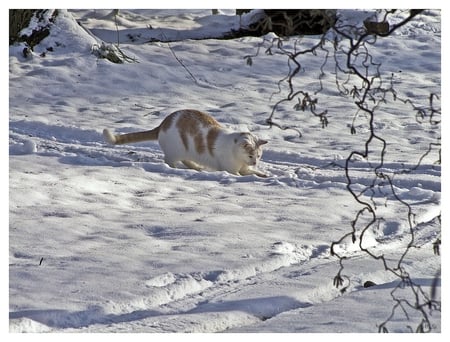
[9,317,52,333]
[9,140,37,155]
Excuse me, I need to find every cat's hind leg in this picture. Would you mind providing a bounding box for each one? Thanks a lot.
[163,156,178,169]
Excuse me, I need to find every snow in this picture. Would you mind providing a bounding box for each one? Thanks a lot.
[8,8,442,334]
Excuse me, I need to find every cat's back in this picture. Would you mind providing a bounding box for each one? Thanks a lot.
[158,109,225,160]
[161,109,222,132]
[159,109,222,141]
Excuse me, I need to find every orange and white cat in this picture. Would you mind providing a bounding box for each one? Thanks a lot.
[103,109,268,177]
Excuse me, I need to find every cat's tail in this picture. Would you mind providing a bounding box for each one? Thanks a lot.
[103,127,159,145]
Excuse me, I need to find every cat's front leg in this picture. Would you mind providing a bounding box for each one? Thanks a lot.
[239,166,268,178]
[252,170,269,178]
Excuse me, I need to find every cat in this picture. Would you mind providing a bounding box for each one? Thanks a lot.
[103,109,268,177]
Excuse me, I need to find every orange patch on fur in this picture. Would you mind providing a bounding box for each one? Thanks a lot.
[194,133,205,154]
[175,110,221,153]
[243,143,255,154]
[207,128,220,156]
[160,111,176,132]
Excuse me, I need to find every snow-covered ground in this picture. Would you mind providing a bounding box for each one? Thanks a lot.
[8,9,441,333]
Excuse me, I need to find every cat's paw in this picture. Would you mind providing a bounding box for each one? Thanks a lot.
[238,167,269,178]
[256,172,269,178]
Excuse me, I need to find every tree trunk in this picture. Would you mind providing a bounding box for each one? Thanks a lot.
[9,9,58,47]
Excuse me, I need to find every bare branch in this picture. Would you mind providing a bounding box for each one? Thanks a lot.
[250,9,441,332]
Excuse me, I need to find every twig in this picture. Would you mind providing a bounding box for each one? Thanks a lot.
[161,30,199,85]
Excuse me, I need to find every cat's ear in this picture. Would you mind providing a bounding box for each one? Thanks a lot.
[257,139,268,146]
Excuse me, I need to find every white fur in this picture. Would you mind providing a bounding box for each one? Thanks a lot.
[104,110,268,177]
[158,125,266,177]
[103,129,117,144]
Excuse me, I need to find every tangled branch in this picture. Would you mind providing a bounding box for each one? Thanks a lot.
[248,9,441,332]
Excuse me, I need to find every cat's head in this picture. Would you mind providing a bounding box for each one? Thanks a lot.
[235,133,268,166]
